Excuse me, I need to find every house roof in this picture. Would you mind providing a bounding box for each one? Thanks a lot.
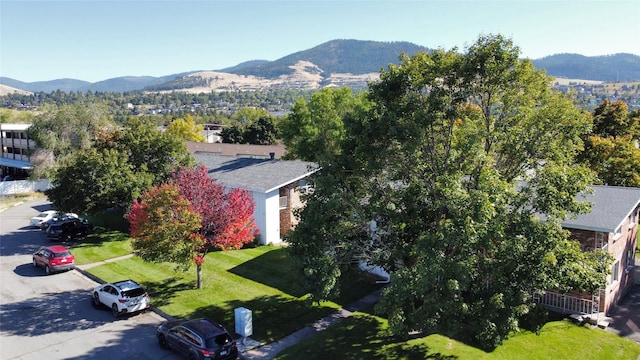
[562,185,640,233]
[194,152,318,193]
[186,141,286,159]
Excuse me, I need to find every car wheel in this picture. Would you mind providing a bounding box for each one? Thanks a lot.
[111,304,120,318]
[188,353,197,360]
[45,265,51,275]
[92,293,101,308]
[158,334,169,349]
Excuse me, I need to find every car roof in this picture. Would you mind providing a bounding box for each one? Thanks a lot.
[44,245,71,253]
[182,318,226,337]
[112,279,142,291]
[36,210,57,216]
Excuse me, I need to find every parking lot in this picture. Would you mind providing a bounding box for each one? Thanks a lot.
[0,199,180,360]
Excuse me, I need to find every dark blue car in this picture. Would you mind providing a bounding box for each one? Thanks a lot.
[157,318,238,360]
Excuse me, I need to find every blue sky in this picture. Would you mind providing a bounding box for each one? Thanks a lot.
[1,0,639,83]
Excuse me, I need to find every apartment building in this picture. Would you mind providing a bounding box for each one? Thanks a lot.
[0,123,34,180]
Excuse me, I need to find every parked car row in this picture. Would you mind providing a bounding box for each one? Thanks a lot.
[29,211,238,359]
[30,210,93,241]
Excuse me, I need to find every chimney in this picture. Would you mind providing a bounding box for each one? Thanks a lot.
[269,152,275,160]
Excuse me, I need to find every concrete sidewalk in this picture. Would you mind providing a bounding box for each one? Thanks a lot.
[238,288,384,360]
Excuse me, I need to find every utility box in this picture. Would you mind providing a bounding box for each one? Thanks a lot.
[234,307,253,338]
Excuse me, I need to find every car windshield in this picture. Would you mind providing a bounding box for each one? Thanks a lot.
[205,334,232,348]
[123,288,146,297]
[53,250,71,257]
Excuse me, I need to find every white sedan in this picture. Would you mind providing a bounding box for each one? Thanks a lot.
[29,210,57,228]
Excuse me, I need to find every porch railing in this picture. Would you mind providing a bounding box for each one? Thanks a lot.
[532,290,599,315]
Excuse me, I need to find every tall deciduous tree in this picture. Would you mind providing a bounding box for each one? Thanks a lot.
[243,117,279,145]
[129,165,259,288]
[279,87,368,162]
[126,184,204,278]
[28,102,115,178]
[45,148,153,215]
[579,99,640,187]
[287,34,608,349]
[46,117,194,216]
[166,114,206,142]
[98,117,194,184]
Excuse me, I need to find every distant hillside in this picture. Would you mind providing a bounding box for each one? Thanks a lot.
[0,77,91,93]
[0,84,32,96]
[532,53,640,82]
[1,40,639,93]
[227,39,431,78]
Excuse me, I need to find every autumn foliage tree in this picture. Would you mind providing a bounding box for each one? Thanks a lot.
[127,165,259,288]
[127,184,204,272]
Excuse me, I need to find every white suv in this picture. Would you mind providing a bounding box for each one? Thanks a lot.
[92,279,151,317]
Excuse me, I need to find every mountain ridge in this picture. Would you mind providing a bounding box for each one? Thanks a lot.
[1,39,639,93]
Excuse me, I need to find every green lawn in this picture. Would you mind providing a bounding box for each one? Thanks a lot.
[83,246,379,344]
[70,230,133,265]
[74,231,640,359]
[275,313,640,360]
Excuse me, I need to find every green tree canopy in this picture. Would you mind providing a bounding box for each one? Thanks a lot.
[45,117,194,215]
[578,99,640,187]
[243,117,279,145]
[27,102,115,178]
[279,87,369,162]
[45,148,154,215]
[287,34,608,349]
[95,117,194,184]
[165,114,206,142]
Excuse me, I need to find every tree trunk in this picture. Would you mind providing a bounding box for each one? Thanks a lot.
[197,264,202,289]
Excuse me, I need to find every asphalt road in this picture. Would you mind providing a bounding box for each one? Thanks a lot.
[0,199,180,360]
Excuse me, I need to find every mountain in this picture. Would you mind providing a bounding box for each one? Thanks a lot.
[75,73,193,92]
[532,53,640,82]
[228,39,430,78]
[1,40,639,93]
[0,77,91,93]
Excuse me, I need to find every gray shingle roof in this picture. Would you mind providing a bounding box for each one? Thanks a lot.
[194,152,319,193]
[562,185,640,232]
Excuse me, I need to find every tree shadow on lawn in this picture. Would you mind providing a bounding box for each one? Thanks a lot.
[228,248,307,297]
[275,314,458,360]
[229,248,383,305]
[140,277,194,309]
[184,294,340,344]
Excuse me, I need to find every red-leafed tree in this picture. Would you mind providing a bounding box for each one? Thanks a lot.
[126,184,204,280]
[216,188,259,250]
[129,165,259,288]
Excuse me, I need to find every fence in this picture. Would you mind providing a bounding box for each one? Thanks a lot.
[0,180,50,195]
[532,290,600,315]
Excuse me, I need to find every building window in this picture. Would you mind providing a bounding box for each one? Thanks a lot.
[610,260,619,284]
[279,196,288,209]
[613,225,622,241]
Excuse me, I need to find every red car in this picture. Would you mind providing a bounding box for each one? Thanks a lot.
[32,245,76,275]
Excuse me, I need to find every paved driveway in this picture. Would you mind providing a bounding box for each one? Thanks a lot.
[607,284,640,344]
[0,199,180,359]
